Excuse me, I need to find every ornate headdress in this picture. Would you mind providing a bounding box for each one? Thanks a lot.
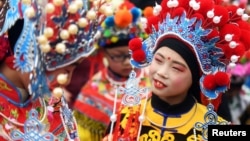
[97,0,149,48]
[128,0,250,108]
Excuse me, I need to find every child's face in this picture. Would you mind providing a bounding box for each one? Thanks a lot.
[149,47,193,104]
[104,46,133,77]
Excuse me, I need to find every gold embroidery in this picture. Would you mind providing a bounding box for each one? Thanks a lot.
[0,80,12,91]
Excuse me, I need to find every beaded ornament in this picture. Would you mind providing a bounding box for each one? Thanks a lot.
[127,0,250,140]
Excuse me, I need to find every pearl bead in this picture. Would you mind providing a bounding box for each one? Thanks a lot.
[25,7,36,18]
[53,0,64,6]
[104,8,113,16]
[40,44,51,53]
[22,0,31,5]
[75,0,83,9]
[68,24,78,35]
[230,55,239,63]
[55,43,66,54]
[57,73,68,85]
[68,3,78,14]
[138,115,145,122]
[52,87,63,98]
[37,35,48,45]
[225,34,232,42]
[207,10,214,18]
[60,30,70,40]
[46,3,55,14]
[236,8,244,16]
[242,14,249,21]
[228,62,236,68]
[229,41,237,48]
[78,18,88,28]
[86,10,97,20]
[110,114,117,122]
[44,27,54,38]
[213,16,221,24]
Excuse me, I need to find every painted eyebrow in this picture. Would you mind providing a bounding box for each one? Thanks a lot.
[156,52,188,68]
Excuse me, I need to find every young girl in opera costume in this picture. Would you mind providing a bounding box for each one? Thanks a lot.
[103,0,250,140]
[0,0,109,140]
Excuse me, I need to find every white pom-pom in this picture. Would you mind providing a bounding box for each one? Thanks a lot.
[236,8,244,16]
[57,73,68,85]
[44,27,54,38]
[230,55,240,63]
[37,35,48,45]
[52,87,63,98]
[46,3,55,14]
[68,24,78,35]
[242,14,249,21]
[110,114,117,122]
[229,41,237,48]
[138,115,145,122]
[55,43,66,54]
[86,10,97,20]
[68,3,78,14]
[25,7,36,18]
[60,30,70,40]
[53,0,64,6]
[207,10,214,18]
[78,18,88,28]
[40,44,51,53]
[225,34,233,42]
[213,16,221,24]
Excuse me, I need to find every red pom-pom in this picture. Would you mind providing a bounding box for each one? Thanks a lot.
[132,50,146,62]
[240,29,250,51]
[145,16,160,34]
[196,0,214,17]
[220,24,241,41]
[245,50,250,60]
[203,74,216,90]
[207,29,219,40]
[213,5,229,27]
[129,38,142,51]
[172,7,185,18]
[214,71,230,86]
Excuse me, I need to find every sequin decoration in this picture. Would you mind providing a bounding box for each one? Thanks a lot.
[194,104,229,140]
[119,70,148,106]
[10,109,54,141]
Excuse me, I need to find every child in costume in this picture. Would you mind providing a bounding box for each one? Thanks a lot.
[0,0,108,140]
[103,0,250,140]
[73,1,152,140]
